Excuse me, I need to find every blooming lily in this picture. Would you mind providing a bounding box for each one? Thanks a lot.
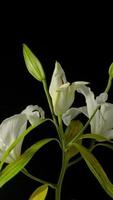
[63,85,113,139]
[0,105,45,163]
[49,61,88,115]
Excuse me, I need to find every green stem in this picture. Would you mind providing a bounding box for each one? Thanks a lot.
[105,76,112,93]
[58,115,65,144]
[42,79,58,126]
[67,156,82,168]
[22,168,56,189]
[58,115,63,132]
[55,152,67,200]
[42,79,67,200]
[55,115,67,200]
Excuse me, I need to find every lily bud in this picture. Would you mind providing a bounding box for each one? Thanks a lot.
[109,63,113,78]
[23,44,45,81]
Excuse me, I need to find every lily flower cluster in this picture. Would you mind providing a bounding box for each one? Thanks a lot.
[1,44,113,200]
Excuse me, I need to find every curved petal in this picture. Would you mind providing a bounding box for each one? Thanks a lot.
[55,83,73,114]
[77,85,100,133]
[96,92,108,105]
[22,105,45,125]
[71,81,89,89]
[54,81,88,115]
[100,103,113,131]
[0,114,27,163]
[62,106,88,126]
[49,61,67,99]
[77,85,97,116]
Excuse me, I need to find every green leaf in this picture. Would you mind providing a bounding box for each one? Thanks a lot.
[65,120,83,160]
[0,138,53,187]
[78,133,108,142]
[29,184,48,200]
[91,143,113,152]
[23,44,45,81]
[0,119,47,170]
[73,143,113,198]
[65,120,83,144]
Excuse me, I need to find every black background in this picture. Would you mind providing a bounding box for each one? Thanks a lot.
[0,2,113,200]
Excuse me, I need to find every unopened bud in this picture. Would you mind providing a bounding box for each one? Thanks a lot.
[23,44,45,81]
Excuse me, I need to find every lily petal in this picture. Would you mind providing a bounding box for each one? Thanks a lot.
[96,93,108,105]
[77,85,100,133]
[49,61,67,99]
[55,82,74,115]
[103,129,113,139]
[49,62,88,115]
[77,85,97,116]
[53,82,88,115]
[0,104,44,163]
[0,114,27,163]
[62,106,88,126]
[22,105,45,125]
[100,103,113,132]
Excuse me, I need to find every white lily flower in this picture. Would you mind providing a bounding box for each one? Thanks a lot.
[0,105,45,163]
[49,61,88,115]
[63,85,113,139]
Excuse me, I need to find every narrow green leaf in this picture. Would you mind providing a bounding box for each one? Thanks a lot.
[78,133,108,142]
[74,143,113,198]
[0,119,48,170]
[91,143,113,152]
[29,184,48,200]
[0,138,53,187]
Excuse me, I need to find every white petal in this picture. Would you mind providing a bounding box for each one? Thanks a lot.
[77,85,97,116]
[62,106,88,126]
[100,103,113,131]
[57,82,70,90]
[22,105,45,125]
[54,83,75,115]
[71,81,89,89]
[103,129,113,139]
[96,92,108,104]
[0,114,27,163]
[54,82,88,115]
[77,85,100,133]
[49,61,67,98]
